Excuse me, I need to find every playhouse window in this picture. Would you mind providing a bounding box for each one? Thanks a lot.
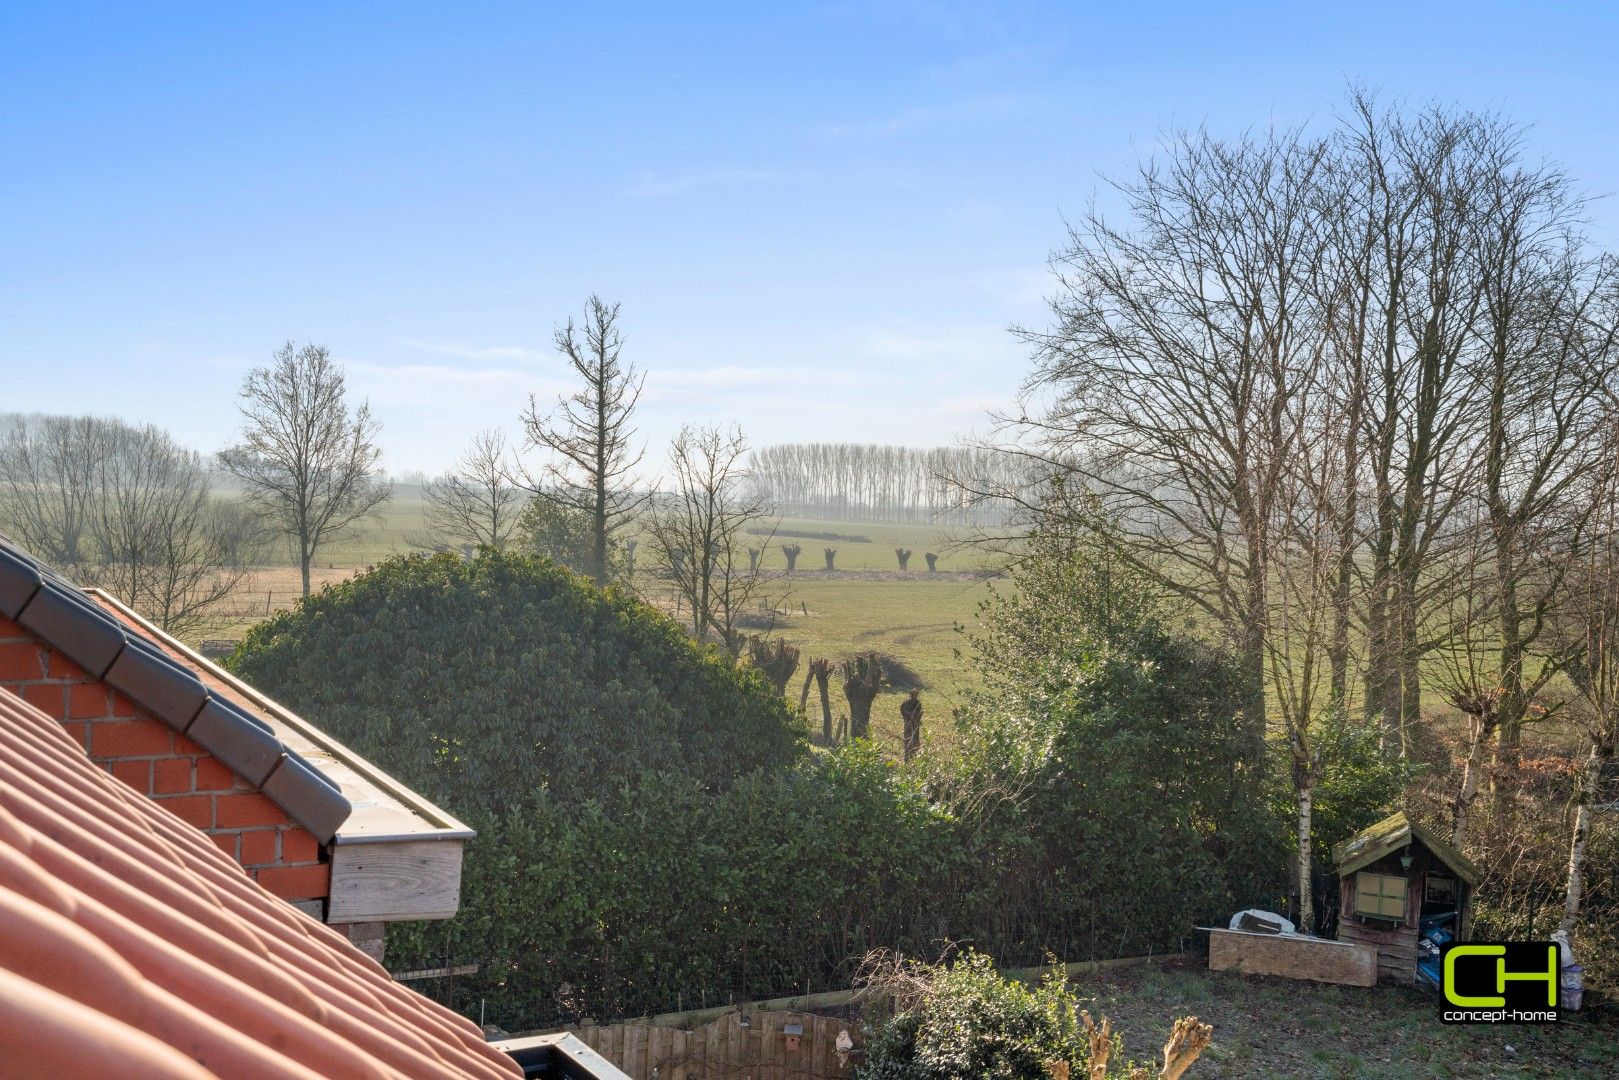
[1355,872,1407,919]
[1424,874,1457,906]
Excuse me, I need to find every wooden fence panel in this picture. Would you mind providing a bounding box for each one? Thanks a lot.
[567,1010,857,1079]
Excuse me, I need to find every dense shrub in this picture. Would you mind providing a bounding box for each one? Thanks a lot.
[228,551,806,806]
[858,953,1093,1080]
[948,527,1285,960]
[855,952,1214,1080]
[385,743,962,1024]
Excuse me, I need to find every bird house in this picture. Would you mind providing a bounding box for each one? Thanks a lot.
[782,1022,804,1052]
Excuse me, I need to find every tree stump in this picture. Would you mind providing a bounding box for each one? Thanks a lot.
[807,659,834,743]
[747,547,761,572]
[901,690,923,762]
[924,552,938,572]
[896,548,912,570]
[747,637,800,695]
[841,653,884,740]
[782,544,802,572]
[824,547,837,571]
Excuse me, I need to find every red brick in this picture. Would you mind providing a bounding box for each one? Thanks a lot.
[90,719,172,758]
[209,832,238,860]
[0,642,44,682]
[279,829,319,864]
[0,616,26,640]
[214,793,286,829]
[193,757,237,792]
[255,862,329,901]
[239,829,278,866]
[156,794,214,829]
[110,693,138,717]
[61,722,88,750]
[152,758,194,795]
[21,683,63,716]
[46,652,86,680]
[173,734,204,756]
[110,759,150,794]
[67,683,110,720]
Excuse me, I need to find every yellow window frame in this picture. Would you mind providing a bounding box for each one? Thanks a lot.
[1355,871,1408,920]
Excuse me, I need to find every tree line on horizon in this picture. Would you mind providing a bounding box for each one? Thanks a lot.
[748,442,1021,525]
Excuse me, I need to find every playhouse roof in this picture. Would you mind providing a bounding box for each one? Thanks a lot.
[1332,810,1480,885]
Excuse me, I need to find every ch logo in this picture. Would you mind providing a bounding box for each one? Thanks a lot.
[1442,943,1559,1011]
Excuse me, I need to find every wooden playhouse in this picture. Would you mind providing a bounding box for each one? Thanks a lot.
[1333,811,1479,986]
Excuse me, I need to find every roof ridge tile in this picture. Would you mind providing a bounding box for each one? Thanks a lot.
[0,535,352,841]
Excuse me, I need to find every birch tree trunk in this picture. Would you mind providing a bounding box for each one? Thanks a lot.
[1295,776,1315,932]
[1563,742,1608,933]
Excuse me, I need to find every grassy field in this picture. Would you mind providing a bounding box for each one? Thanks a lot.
[1081,960,1616,1079]
[207,496,1000,753]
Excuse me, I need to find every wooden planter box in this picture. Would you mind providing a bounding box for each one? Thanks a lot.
[1208,928,1377,987]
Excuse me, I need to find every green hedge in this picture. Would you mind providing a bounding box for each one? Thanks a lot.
[229,550,1282,1028]
[229,551,807,806]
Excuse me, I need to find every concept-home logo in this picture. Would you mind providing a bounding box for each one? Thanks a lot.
[1441,943,1560,1024]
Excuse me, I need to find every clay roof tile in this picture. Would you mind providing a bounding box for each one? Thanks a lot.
[0,688,521,1079]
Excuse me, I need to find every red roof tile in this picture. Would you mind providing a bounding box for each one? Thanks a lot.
[0,688,520,1079]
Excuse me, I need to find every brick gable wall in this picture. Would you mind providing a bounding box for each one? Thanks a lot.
[0,614,330,904]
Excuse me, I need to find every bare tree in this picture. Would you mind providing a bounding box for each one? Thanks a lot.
[219,342,390,596]
[1468,184,1618,780]
[417,430,526,552]
[842,653,884,739]
[1,415,256,636]
[965,94,1619,783]
[823,547,837,571]
[645,425,775,655]
[803,657,834,742]
[747,637,800,696]
[1552,439,1619,934]
[1000,124,1333,756]
[0,413,107,567]
[781,543,801,572]
[518,296,648,585]
[86,423,258,637]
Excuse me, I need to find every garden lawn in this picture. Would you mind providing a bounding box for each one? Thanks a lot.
[1077,959,1617,1079]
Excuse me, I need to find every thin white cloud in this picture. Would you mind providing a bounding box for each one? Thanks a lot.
[973,265,1050,308]
[861,325,1016,364]
[650,365,829,391]
[935,394,1012,418]
[398,338,545,363]
[348,360,534,387]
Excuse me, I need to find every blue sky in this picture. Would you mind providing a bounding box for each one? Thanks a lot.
[3,2,1617,476]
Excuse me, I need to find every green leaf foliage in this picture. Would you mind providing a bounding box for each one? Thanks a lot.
[950,525,1285,957]
[857,952,1099,1080]
[226,543,1283,1030]
[228,550,806,805]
